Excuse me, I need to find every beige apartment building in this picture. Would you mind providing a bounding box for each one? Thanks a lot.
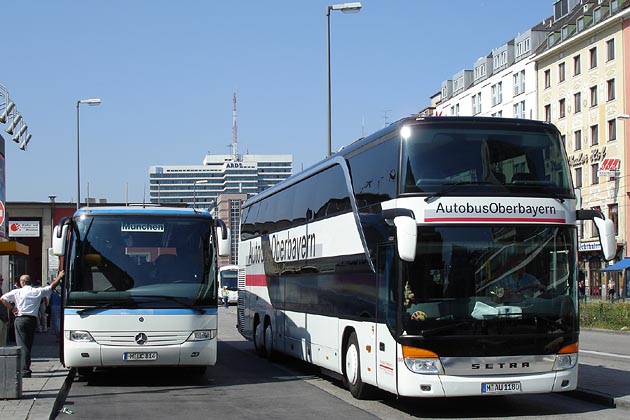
[536,0,629,296]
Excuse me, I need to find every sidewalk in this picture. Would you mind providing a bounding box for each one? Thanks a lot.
[0,331,71,420]
[1,329,629,419]
[574,362,630,409]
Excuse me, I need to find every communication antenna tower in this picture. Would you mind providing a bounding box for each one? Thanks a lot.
[232,92,238,159]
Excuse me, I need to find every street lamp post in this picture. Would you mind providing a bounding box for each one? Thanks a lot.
[194,180,208,207]
[76,98,101,209]
[326,2,361,157]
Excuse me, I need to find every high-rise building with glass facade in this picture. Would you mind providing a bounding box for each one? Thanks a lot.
[149,153,292,207]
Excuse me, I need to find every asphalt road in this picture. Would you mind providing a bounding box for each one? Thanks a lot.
[59,307,626,420]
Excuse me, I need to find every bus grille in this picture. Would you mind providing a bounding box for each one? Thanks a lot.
[90,331,191,346]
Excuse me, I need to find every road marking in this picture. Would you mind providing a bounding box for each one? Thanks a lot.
[580,349,630,359]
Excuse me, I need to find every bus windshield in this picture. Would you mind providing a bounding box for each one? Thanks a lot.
[401,122,573,197]
[401,225,576,338]
[67,215,216,308]
[220,269,238,290]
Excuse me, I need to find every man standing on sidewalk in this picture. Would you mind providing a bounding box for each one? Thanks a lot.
[0,271,64,377]
[0,275,9,346]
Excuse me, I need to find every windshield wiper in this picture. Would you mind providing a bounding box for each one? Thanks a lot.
[424,181,499,203]
[133,295,206,314]
[76,301,135,316]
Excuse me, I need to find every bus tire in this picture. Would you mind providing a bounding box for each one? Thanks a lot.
[343,332,370,399]
[254,319,265,356]
[263,321,274,359]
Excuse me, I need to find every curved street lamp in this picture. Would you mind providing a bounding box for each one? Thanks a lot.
[77,98,101,209]
[326,2,362,157]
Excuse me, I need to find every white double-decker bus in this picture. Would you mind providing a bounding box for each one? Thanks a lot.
[218,264,239,304]
[52,206,230,376]
[237,116,616,398]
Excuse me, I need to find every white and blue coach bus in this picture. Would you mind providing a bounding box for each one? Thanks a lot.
[237,116,616,398]
[52,206,230,375]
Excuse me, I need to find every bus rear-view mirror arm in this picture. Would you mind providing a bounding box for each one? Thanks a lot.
[383,208,417,262]
[576,209,616,261]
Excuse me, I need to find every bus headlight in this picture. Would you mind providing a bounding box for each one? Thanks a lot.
[67,330,95,342]
[404,358,444,374]
[554,353,577,371]
[554,342,578,371]
[402,345,444,375]
[188,329,217,341]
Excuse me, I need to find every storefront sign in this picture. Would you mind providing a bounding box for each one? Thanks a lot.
[597,158,621,178]
[8,220,40,237]
[579,241,602,252]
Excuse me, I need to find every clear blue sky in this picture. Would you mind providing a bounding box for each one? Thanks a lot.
[2,0,553,203]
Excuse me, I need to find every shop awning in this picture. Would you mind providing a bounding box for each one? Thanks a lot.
[0,241,29,256]
[600,258,630,271]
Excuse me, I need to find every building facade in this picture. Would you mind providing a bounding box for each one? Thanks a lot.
[536,0,629,297]
[149,153,292,208]
[215,193,248,267]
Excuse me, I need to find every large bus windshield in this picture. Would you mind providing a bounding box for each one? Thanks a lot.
[399,225,576,353]
[401,123,572,197]
[67,215,216,308]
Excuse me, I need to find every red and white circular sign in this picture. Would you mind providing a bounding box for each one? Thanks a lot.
[0,200,5,226]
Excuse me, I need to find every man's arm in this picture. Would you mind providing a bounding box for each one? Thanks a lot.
[1,296,12,311]
[49,270,65,290]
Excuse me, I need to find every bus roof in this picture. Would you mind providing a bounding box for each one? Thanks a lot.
[74,205,214,219]
[243,116,559,208]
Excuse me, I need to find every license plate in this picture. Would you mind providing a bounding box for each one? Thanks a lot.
[482,381,521,394]
[123,352,158,361]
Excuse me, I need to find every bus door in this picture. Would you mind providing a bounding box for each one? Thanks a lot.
[376,244,399,394]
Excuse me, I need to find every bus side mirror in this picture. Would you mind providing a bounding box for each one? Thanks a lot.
[593,217,616,261]
[394,216,417,262]
[215,219,231,257]
[577,209,616,261]
[52,224,68,256]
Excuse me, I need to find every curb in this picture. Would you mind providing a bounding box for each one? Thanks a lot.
[566,388,616,408]
[49,367,76,420]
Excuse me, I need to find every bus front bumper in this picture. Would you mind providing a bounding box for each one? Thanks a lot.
[396,367,577,397]
[63,338,217,368]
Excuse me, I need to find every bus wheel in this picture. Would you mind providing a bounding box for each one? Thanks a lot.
[264,322,274,359]
[344,332,370,399]
[254,320,265,356]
